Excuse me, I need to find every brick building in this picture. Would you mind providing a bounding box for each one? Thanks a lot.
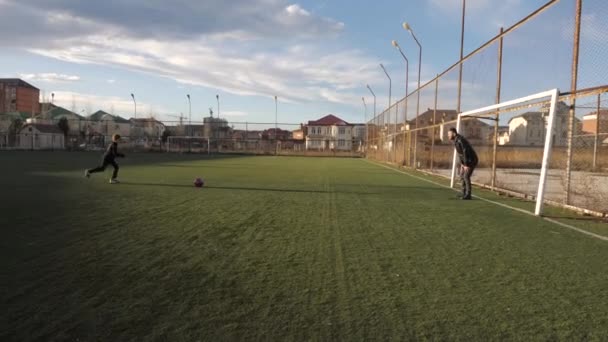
[0,79,40,115]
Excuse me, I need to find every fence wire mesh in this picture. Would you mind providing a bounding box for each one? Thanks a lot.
[0,1,606,215]
[366,0,608,215]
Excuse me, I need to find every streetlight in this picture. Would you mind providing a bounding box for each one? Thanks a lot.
[274,95,278,155]
[130,93,137,119]
[380,64,393,161]
[403,22,422,168]
[392,40,410,165]
[186,94,191,136]
[366,85,377,152]
[391,40,409,111]
[216,94,220,119]
[379,64,392,109]
[362,97,368,152]
[51,92,55,104]
[366,85,377,118]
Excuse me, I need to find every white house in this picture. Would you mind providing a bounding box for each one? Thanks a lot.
[411,109,491,145]
[581,109,608,135]
[497,126,510,146]
[18,123,65,150]
[305,114,354,151]
[508,102,574,146]
[87,110,131,141]
[129,118,166,140]
[352,124,367,151]
[42,105,86,137]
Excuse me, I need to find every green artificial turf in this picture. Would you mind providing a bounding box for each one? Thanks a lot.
[2,151,607,341]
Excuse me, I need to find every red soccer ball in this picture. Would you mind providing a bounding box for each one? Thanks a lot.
[194,177,204,188]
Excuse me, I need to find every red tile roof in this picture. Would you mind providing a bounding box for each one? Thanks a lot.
[308,114,349,126]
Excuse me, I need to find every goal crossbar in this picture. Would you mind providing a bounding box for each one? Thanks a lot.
[450,88,560,216]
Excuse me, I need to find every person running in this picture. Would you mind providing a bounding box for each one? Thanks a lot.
[85,134,125,184]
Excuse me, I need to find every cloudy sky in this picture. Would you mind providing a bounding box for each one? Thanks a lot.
[0,0,602,127]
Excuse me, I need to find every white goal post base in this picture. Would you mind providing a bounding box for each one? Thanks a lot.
[450,88,560,216]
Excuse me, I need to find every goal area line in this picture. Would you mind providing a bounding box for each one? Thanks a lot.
[365,159,608,242]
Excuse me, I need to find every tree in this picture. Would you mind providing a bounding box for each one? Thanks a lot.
[58,117,70,138]
[8,118,23,146]
[161,129,170,145]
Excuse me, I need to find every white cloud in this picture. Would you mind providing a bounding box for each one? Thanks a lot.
[20,73,80,82]
[0,0,369,108]
[107,79,116,84]
[285,4,310,17]
[2,0,343,41]
[28,35,381,106]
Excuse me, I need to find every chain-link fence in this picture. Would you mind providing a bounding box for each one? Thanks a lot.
[367,0,608,215]
[0,117,364,157]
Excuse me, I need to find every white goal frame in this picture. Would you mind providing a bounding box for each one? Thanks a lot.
[450,88,560,216]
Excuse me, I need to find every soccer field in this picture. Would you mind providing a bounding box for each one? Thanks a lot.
[2,152,608,340]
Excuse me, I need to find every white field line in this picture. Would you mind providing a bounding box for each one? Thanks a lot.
[364,159,608,242]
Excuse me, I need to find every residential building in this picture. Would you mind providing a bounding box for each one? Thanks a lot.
[352,124,367,151]
[183,124,205,137]
[292,127,305,140]
[130,118,166,140]
[0,111,29,147]
[582,109,608,135]
[203,116,231,140]
[508,102,574,146]
[411,108,491,144]
[43,105,86,136]
[0,111,28,132]
[305,114,353,151]
[0,79,40,115]
[507,112,547,146]
[87,110,131,141]
[262,128,291,140]
[18,123,65,150]
[496,126,510,146]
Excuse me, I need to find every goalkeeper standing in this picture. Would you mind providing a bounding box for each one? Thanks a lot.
[448,128,478,200]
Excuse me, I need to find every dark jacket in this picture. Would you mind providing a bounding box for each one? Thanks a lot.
[103,142,125,160]
[454,134,478,167]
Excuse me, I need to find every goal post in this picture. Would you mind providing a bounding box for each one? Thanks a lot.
[450,88,560,216]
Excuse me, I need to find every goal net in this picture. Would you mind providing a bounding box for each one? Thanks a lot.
[450,89,560,216]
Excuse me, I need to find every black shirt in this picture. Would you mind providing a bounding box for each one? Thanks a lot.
[103,142,124,160]
[454,134,478,167]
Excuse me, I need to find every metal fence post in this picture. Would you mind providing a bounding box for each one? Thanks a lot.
[491,27,504,190]
[593,94,601,170]
[564,0,582,205]
[431,76,439,172]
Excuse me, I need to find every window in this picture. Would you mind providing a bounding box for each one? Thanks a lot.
[338,139,345,147]
[339,127,345,135]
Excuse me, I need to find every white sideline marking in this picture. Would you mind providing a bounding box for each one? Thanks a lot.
[364,160,608,242]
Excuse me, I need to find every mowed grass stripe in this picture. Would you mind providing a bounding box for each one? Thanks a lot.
[1,152,607,340]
